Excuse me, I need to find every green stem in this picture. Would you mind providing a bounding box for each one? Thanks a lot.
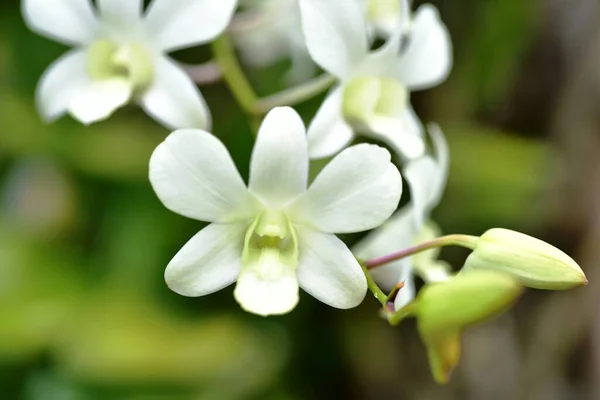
[254,74,336,114]
[211,35,259,114]
[360,263,387,307]
[210,35,335,118]
[387,303,417,326]
[364,234,479,270]
[361,261,416,327]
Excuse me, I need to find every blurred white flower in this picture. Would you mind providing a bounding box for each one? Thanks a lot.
[149,107,402,316]
[231,0,315,83]
[299,0,452,160]
[23,0,238,129]
[353,125,449,310]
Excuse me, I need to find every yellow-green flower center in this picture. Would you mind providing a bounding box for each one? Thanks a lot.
[242,211,299,274]
[86,40,154,94]
[234,210,301,315]
[367,0,401,24]
[342,76,408,127]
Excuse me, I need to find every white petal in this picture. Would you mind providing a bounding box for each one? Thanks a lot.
[145,0,238,52]
[353,207,416,291]
[165,222,247,297]
[354,21,403,78]
[404,124,450,227]
[149,129,260,223]
[394,271,415,310]
[22,0,98,45]
[404,155,437,229]
[68,79,132,124]
[298,0,368,78]
[307,87,355,159]
[428,123,450,208]
[295,227,366,309]
[234,250,299,316]
[290,144,402,233]
[97,0,143,23]
[140,56,211,130]
[364,105,425,160]
[396,5,452,90]
[249,107,308,208]
[35,49,89,122]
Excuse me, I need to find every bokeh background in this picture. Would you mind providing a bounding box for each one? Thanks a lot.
[1,0,599,399]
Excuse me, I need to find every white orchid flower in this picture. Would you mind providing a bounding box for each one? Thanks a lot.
[353,125,449,310]
[23,0,238,129]
[231,0,315,83]
[299,0,452,161]
[149,107,403,316]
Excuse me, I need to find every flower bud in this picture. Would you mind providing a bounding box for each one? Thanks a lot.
[462,228,587,290]
[415,270,522,383]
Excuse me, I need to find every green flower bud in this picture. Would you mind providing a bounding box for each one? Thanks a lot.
[462,228,587,290]
[415,270,522,383]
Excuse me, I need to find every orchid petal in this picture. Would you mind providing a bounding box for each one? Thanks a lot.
[149,129,260,223]
[364,105,425,160]
[396,5,452,90]
[165,222,247,296]
[35,49,89,122]
[249,107,308,208]
[306,87,354,159]
[291,144,402,233]
[68,79,132,124]
[298,0,368,78]
[296,227,367,309]
[97,0,143,24]
[140,56,211,130]
[145,0,238,52]
[22,0,98,45]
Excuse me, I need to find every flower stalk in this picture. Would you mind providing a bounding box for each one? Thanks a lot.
[211,34,259,114]
[210,34,334,117]
[387,302,417,326]
[254,74,336,113]
[364,234,479,270]
[360,262,388,306]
